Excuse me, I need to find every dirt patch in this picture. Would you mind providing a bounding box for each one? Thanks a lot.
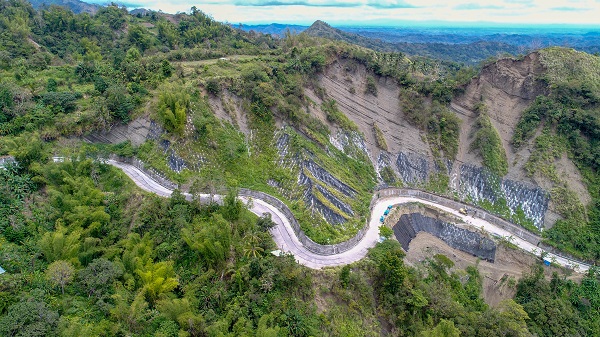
[403,232,577,307]
[206,90,250,136]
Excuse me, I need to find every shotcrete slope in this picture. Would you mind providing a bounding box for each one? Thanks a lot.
[107,159,591,272]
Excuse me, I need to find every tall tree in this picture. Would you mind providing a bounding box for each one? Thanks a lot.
[46,260,75,294]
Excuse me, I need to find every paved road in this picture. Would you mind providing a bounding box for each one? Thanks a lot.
[107,160,590,272]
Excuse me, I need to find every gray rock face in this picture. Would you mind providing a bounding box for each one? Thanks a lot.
[0,156,16,169]
[396,151,429,185]
[329,130,370,159]
[458,165,548,228]
[84,118,155,146]
[393,213,497,262]
[502,179,548,227]
[315,184,354,216]
[299,171,350,224]
[394,150,549,229]
[303,159,357,197]
[276,131,356,225]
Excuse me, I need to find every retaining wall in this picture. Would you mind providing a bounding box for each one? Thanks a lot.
[373,187,595,268]
[238,188,369,255]
[393,213,497,262]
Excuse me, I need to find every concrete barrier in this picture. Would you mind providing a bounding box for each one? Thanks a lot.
[238,188,369,255]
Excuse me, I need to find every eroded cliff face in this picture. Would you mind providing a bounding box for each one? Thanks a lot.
[85,52,588,231]
[453,52,547,181]
[308,53,585,229]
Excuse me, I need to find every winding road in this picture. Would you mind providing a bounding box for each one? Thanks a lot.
[107,160,591,272]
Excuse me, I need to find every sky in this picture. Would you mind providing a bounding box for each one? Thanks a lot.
[107,0,600,26]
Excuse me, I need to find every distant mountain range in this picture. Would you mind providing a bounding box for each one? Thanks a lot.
[242,20,600,64]
[303,20,521,64]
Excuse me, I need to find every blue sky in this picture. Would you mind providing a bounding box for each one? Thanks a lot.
[104,0,600,25]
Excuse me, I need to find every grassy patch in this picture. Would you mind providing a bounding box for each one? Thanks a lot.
[372,123,387,151]
[322,99,358,132]
[477,198,538,233]
[524,130,566,183]
[380,166,401,187]
[424,172,449,195]
[471,112,508,176]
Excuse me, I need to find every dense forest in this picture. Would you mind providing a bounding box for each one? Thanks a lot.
[1,0,600,335]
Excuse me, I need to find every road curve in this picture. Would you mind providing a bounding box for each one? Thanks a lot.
[107,160,590,272]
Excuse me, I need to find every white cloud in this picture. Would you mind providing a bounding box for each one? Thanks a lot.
[115,0,600,25]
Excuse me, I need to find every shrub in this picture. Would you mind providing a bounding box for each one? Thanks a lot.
[471,111,508,176]
[365,76,378,96]
[157,87,190,134]
[39,91,82,113]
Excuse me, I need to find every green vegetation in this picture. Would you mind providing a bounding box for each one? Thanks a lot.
[285,129,376,244]
[516,266,600,336]
[156,85,190,135]
[379,166,401,186]
[400,89,460,160]
[476,197,538,233]
[471,105,508,176]
[425,172,450,195]
[1,145,564,336]
[372,122,388,151]
[511,48,600,260]
[365,75,378,96]
[0,2,598,334]
[524,130,566,182]
[322,99,358,132]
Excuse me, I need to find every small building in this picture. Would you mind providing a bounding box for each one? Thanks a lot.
[0,266,5,274]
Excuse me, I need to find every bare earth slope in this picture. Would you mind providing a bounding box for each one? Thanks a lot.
[452,53,590,208]
[453,52,546,180]
[306,59,431,165]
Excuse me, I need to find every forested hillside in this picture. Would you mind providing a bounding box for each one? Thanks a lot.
[1,0,600,335]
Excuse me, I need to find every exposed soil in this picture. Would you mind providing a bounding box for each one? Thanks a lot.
[452,52,590,209]
[311,59,431,163]
[206,89,251,136]
[453,53,547,178]
[404,232,580,307]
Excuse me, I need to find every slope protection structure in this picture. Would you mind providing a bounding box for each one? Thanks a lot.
[306,53,588,229]
[106,158,591,272]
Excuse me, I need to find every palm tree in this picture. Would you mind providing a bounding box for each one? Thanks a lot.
[243,232,264,258]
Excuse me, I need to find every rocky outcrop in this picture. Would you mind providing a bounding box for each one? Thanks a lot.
[83,118,162,146]
[391,150,549,228]
[277,132,356,225]
[393,213,497,262]
[303,159,357,198]
[457,165,548,228]
[0,156,16,168]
